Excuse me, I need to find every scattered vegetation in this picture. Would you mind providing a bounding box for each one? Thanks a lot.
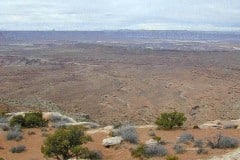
[131,144,167,158]
[178,133,194,143]
[41,126,93,160]
[113,122,122,129]
[6,125,22,141]
[10,145,26,153]
[166,155,179,160]
[173,144,186,154]
[119,125,138,144]
[131,144,145,159]
[10,115,25,127]
[193,139,204,148]
[109,129,120,137]
[155,111,187,130]
[152,136,166,145]
[0,116,8,124]
[87,150,103,160]
[153,136,161,143]
[207,133,239,149]
[0,108,8,116]
[24,112,48,128]
[48,114,73,128]
[223,123,238,129]
[144,144,168,157]
[10,112,48,128]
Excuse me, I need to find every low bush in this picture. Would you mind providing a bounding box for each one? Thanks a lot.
[173,144,186,154]
[0,108,8,116]
[0,117,8,123]
[166,155,179,160]
[109,129,120,137]
[178,133,194,143]
[153,136,166,145]
[10,145,26,153]
[6,125,22,141]
[194,139,204,148]
[207,134,239,149]
[155,111,187,130]
[131,144,168,158]
[88,150,103,160]
[113,122,122,129]
[41,126,92,160]
[131,144,145,158]
[144,144,168,157]
[10,115,25,127]
[24,112,48,128]
[119,125,138,144]
[10,112,48,128]
[223,123,238,129]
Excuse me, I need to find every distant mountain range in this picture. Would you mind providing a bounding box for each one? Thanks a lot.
[1,30,240,43]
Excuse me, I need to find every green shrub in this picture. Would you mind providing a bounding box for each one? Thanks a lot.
[155,111,187,130]
[131,144,168,158]
[41,126,92,160]
[166,155,179,160]
[88,150,103,159]
[24,112,48,128]
[10,112,48,128]
[10,115,25,127]
[0,108,8,116]
[131,144,145,158]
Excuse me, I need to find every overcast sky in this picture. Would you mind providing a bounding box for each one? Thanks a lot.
[0,0,239,31]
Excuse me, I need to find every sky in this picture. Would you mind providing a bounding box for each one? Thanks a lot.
[0,0,240,31]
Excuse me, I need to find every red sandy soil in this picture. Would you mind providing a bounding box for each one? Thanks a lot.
[1,127,240,160]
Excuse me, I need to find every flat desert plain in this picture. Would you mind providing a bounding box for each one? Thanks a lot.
[0,42,239,126]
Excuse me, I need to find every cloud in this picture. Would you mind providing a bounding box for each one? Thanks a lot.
[0,0,239,31]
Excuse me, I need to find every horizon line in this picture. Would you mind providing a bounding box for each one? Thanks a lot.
[0,29,239,32]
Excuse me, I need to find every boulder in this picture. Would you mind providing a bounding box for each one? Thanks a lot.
[198,120,222,129]
[145,139,158,145]
[61,122,100,128]
[102,136,123,147]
